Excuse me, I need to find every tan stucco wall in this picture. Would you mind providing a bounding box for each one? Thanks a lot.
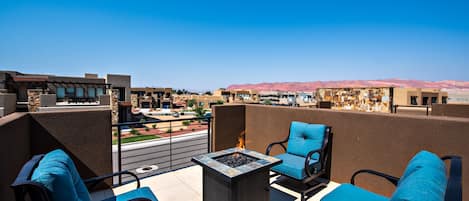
[213,104,469,198]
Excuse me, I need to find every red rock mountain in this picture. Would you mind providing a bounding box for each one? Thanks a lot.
[227,79,469,91]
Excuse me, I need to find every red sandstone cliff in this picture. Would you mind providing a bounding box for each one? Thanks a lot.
[227,79,469,91]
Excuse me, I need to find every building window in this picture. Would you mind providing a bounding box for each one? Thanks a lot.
[76,88,84,97]
[66,87,75,97]
[97,88,104,96]
[88,88,96,98]
[442,96,448,104]
[422,97,429,105]
[431,97,438,104]
[410,96,418,105]
[56,87,65,98]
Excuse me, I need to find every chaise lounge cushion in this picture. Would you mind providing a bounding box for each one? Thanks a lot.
[390,151,447,201]
[31,149,91,201]
[102,187,158,201]
[321,184,389,201]
[271,153,321,180]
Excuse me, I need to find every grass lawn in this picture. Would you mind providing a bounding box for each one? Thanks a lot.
[112,135,159,145]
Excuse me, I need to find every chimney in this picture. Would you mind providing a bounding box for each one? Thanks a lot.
[85,73,98,78]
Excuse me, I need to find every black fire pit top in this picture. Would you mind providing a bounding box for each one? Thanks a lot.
[191,147,282,180]
[214,152,259,168]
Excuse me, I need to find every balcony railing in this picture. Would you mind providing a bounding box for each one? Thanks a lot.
[112,116,212,185]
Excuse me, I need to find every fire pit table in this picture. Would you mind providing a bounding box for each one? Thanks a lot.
[192,147,282,201]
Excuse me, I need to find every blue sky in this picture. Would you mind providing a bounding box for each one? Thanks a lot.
[0,0,468,90]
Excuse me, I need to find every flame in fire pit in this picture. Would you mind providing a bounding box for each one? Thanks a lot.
[237,131,246,149]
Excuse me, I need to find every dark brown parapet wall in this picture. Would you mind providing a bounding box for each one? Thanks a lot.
[30,109,113,187]
[213,104,469,199]
[432,103,469,118]
[212,104,245,151]
[0,113,31,201]
[0,109,113,201]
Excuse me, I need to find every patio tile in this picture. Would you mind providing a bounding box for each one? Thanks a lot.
[91,165,340,201]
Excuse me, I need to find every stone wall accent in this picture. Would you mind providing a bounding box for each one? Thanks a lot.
[131,94,138,109]
[109,89,119,124]
[27,89,43,112]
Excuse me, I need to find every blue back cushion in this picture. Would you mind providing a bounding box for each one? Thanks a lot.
[391,150,447,201]
[31,149,91,201]
[286,121,327,158]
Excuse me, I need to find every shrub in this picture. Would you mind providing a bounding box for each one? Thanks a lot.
[166,128,172,133]
[145,127,150,132]
[180,128,184,131]
[152,124,157,129]
[113,132,118,137]
[182,120,191,126]
[130,129,141,135]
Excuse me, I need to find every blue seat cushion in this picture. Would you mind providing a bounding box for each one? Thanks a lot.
[321,184,389,201]
[398,150,446,183]
[286,121,326,158]
[102,187,158,201]
[391,151,447,201]
[31,149,91,201]
[271,153,320,180]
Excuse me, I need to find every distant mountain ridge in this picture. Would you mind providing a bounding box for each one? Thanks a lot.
[227,79,469,91]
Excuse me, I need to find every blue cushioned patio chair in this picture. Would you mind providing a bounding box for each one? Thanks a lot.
[11,149,159,201]
[266,121,332,201]
[320,150,462,201]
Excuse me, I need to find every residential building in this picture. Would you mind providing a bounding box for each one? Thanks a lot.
[316,87,393,113]
[0,71,111,111]
[173,94,224,109]
[106,74,131,102]
[213,89,259,103]
[130,87,172,109]
[259,90,280,105]
[393,88,448,106]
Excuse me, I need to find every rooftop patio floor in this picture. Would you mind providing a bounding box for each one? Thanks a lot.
[90,166,340,201]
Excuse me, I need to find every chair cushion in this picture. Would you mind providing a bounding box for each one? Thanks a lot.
[102,187,158,201]
[399,150,446,183]
[321,184,389,201]
[271,153,320,180]
[286,121,326,158]
[391,151,447,201]
[31,149,91,201]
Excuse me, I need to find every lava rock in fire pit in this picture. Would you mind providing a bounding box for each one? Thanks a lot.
[214,152,259,168]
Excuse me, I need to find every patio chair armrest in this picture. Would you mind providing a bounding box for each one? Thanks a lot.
[304,149,323,177]
[441,155,462,201]
[265,140,288,155]
[351,169,399,186]
[84,170,141,190]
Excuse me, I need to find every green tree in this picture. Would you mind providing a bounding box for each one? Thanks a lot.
[187,99,197,107]
[194,106,206,118]
[204,91,213,95]
[216,100,224,105]
[263,100,272,105]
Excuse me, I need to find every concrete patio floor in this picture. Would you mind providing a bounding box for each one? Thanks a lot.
[91,165,340,201]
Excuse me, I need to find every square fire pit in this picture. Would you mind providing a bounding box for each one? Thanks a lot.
[192,147,282,201]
